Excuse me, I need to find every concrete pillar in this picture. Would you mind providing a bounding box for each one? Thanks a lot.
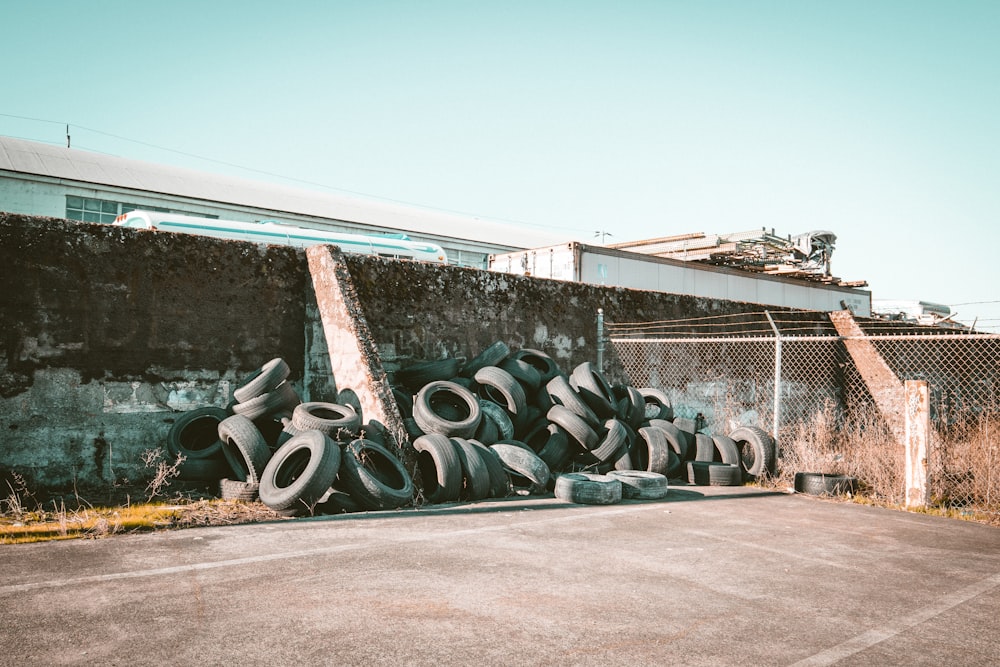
[904,380,930,508]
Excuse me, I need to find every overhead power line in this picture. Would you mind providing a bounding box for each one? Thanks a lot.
[0,112,589,236]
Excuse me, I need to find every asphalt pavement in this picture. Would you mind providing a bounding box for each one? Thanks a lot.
[2,485,999,666]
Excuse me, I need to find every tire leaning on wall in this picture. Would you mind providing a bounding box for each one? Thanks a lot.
[259,430,341,515]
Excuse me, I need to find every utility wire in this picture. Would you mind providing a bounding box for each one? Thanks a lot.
[0,112,590,236]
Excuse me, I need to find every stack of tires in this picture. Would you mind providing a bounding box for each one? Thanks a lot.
[391,342,777,503]
[165,358,415,517]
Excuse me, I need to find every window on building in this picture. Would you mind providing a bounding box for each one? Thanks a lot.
[65,196,215,222]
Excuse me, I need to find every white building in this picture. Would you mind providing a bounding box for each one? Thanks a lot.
[0,136,572,268]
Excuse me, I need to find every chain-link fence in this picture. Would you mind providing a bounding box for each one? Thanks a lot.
[607,310,1000,520]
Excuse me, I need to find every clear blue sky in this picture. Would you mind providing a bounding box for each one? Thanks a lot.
[2,1,998,329]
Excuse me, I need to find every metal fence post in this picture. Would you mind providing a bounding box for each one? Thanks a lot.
[596,308,605,371]
[764,311,782,448]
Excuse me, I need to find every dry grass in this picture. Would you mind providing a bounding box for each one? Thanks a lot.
[774,401,1000,526]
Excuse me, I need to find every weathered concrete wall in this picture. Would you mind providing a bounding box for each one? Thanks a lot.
[0,213,329,493]
[1,213,817,496]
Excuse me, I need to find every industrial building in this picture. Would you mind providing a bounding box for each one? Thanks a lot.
[1,135,871,314]
[0,136,569,268]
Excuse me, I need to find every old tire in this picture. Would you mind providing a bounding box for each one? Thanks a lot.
[794,472,859,496]
[570,362,617,419]
[413,433,463,503]
[554,473,622,505]
[479,399,515,440]
[647,419,688,461]
[512,348,562,383]
[291,402,362,440]
[729,426,777,478]
[395,357,462,392]
[233,358,290,403]
[593,419,628,462]
[467,439,510,498]
[547,404,598,451]
[608,470,669,499]
[460,340,510,378]
[167,407,227,460]
[259,430,340,513]
[219,477,260,502]
[639,388,674,421]
[413,381,482,438]
[490,443,550,494]
[337,440,414,510]
[218,414,272,484]
[232,381,300,421]
[545,375,601,429]
[474,366,527,427]
[635,426,672,475]
[687,461,742,486]
[451,438,492,501]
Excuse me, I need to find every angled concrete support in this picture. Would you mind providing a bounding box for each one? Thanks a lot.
[829,309,905,443]
[306,245,407,453]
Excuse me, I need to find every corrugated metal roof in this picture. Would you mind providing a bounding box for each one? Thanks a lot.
[0,136,575,248]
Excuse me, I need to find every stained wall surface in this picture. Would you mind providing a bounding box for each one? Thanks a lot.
[1,213,822,494]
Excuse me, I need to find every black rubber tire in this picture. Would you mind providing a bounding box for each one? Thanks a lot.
[687,461,742,486]
[554,473,622,505]
[694,433,739,464]
[635,426,672,475]
[460,340,511,378]
[233,358,291,403]
[794,472,859,496]
[176,455,229,482]
[232,381,300,421]
[337,439,414,510]
[536,426,574,473]
[467,439,510,498]
[166,407,227,460]
[359,419,389,447]
[729,426,777,478]
[593,419,628,462]
[314,489,363,515]
[336,388,363,422]
[711,434,742,465]
[614,385,646,430]
[547,404,598,451]
[570,362,617,419]
[291,402,362,440]
[473,411,499,445]
[218,414,272,484]
[393,387,414,418]
[474,366,527,427]
[413,381,482,438]
[545,375,601,429]
[218,477,260,502]
[413,433,463,503]
[394,357,462,392]
[450,438,492,501]
[490,443,550,494]
[639,388,674,421]
[647,419,689,461]
[479,400,515,440]
[511,348,562,383]
[608,470,669,499]
[499,357,542,394]
[259,430,341,513]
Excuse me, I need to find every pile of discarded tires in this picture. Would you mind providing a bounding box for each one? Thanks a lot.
[391,341,778,504]
[163,344,780,513]
[166,357,414,516]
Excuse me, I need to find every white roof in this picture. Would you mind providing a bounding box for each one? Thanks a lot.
[0,136,575,248]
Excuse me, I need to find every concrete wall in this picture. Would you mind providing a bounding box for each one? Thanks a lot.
[1,213,818,496]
